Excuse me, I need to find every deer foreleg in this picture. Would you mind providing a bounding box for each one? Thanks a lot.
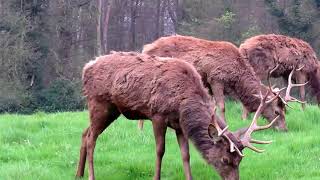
[152,116,167,180]
[211,82,226,122]
[176,130,192,180]
[76,127,89,177]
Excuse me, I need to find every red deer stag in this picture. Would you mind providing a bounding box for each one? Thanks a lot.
[76,52,280,180]
[142,35,287,131]
[240,34,320,109]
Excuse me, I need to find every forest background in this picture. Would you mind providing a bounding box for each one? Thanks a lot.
[1,0,320,113]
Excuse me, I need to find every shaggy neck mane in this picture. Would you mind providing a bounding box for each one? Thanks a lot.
[230,60,262,112]
[235,76,262,112]
[179,97,216,160]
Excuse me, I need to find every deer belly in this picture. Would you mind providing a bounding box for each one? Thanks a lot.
[121,110,148,120]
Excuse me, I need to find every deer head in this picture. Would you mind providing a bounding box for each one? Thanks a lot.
[206,90,280,180]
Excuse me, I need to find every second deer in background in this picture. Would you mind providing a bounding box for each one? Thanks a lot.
[141,35,288,131]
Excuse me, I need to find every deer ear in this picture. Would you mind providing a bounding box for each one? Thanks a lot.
[208,124,223,144]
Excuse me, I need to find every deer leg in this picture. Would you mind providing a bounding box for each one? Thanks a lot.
[152,116,167,180]
[176,130,192,180]
[241,105,249,120]
[297,73,307,110]
[138,120,144,130]
[211,82,226,121]
[76,127,89,177]
[77,99,120,180]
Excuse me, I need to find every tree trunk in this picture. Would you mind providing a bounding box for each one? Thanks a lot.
[103,1,112,53]
[167,0,177,33]
[130,0,139,50]
[96,0,102,55]
[155,0,161,39]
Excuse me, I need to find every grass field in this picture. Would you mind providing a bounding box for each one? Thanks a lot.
[0,102,320,180]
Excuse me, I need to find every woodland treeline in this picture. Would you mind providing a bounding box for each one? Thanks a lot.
[0,0,320,113]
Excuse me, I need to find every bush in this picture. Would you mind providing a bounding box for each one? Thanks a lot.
[0,80,37,114]
[37,79,85,112]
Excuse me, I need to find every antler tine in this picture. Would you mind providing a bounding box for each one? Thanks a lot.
[267,64,280,92]
[239,90,277,153]
[266,88,286,104]
[285,66,308,103]
[296,65,305,71]
[224,135,244,157]
[210,112,244,156]
[212,107,229,136]
[250,139,272,144]
[255,115,279,131]
[246,143,265,153]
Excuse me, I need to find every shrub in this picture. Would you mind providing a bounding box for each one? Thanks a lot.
[37,79,85,112]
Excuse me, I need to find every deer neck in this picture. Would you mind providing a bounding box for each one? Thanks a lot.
[179,98,217,161]
[233,75,262,112]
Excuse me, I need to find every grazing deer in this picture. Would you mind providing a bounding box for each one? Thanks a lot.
[240,34,320,109]
[76,52,280,180]
[142,35,287,130]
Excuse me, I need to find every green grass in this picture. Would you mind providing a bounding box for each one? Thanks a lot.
[0,102,319,180]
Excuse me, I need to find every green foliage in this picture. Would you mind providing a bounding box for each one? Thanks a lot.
[0,103,320,179]
[0,0,93,114]
[37,79,84,112]
[264,0,318,42]
[215,11,236,29]
[0,89,37,114]
[0,61,37,115]
[241,24,261,42]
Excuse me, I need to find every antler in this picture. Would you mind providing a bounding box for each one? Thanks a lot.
[211,87,285,156]
[267,63,280,92]
[239,90,280,153]
[284,65,308,103]
[266,63,293,108]
[211,90,282,156]
[211,108,244,156]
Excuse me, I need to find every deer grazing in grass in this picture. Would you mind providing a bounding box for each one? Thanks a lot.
[76,52,281,180]
[240,34,320,110]
[141,35,287,130]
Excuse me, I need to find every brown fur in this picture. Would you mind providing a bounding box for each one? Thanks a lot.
[143,35,286,130]
[240,34,320,105]
[76,52,245,180]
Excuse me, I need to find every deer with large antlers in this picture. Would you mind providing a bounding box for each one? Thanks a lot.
[240,34,320,109]
[142,35,287,130]
[76,52,279,180]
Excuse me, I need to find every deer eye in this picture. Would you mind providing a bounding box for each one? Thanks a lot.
[221,157,230,164]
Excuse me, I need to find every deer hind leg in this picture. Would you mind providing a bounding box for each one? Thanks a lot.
[138,120,144,130]
[152,115,167,180]
[211,82,226,121]
[76,127,89,177]
[76,99,120,180]
[297,73,307,110]
[241,105,249,120]
[176,130,192,180]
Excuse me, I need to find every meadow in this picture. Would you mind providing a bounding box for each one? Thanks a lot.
[0,102,320,180]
